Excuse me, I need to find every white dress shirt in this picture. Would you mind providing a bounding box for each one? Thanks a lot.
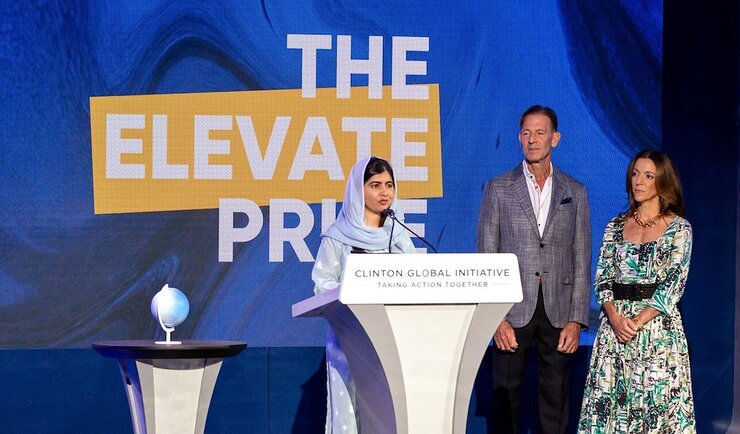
[522,161,553,237]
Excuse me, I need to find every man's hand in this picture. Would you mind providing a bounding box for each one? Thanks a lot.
[557,321,581,353]
[493,320,518,352]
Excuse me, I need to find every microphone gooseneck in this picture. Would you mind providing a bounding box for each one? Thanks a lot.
[382,208,395,252]
[387,215,395,252]
[381,208,438,253]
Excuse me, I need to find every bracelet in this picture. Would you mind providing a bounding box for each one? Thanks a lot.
[633,317,644,330]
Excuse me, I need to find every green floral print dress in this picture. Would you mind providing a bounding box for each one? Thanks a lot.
[578,216,696,433]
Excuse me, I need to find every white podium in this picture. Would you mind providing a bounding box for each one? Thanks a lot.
[292,253,522,434]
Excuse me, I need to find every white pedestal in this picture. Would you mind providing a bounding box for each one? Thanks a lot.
[93,340,246,434]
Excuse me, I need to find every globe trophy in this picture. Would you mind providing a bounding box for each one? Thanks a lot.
[150,284,190,344]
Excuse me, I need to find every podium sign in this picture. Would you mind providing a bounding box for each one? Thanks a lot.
[340,252,522,304]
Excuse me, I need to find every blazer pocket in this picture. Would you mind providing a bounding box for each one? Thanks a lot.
[561,271,574,285]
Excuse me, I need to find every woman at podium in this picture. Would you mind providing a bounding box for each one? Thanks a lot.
[312,156,416,434]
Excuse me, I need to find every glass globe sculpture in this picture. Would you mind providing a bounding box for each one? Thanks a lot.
[150,284,190,344]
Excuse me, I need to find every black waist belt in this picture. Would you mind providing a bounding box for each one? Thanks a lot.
[612,282,658,301]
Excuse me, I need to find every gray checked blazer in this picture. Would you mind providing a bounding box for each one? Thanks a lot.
[477,164,591,329]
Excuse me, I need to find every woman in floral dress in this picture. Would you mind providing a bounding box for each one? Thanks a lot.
[578,150,696,433]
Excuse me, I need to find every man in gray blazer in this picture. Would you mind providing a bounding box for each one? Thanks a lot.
[477,105,591,433]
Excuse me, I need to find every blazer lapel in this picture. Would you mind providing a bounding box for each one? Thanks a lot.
[509,168,540,236]
[542,169,566,238]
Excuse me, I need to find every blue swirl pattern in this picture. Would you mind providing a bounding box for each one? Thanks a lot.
[0,0,660,347]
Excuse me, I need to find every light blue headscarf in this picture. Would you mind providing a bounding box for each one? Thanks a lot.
[322,156,409,250]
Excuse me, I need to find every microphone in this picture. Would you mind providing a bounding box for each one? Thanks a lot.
[380,208,394,219]
[381,208,438,253]
[383,208,395,253]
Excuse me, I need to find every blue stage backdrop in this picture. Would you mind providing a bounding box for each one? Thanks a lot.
[0,0,740,432]
[0,0,663,348]
[4,1,739,433]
